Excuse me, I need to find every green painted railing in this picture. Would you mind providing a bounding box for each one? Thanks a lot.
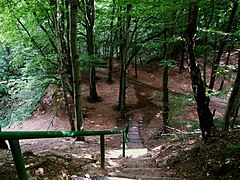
[0,120,130,180]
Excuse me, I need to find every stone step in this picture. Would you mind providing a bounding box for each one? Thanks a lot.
[123,157,156,164]
[121,168,166,176]
[127,134,142,139]
[125,157,154,162]
[128,127,139,134]
[128,131,140,135]
[100,177,135,180]
[117,173,182,180]
[123,161,157,168]
[106,148,148,158]
[131,123,140,127]
[128,138,143,143]
[127,143,145,149]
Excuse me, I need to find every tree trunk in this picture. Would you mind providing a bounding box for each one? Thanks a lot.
[119,4,132,117]
[65,0,74,98]
[89,66,99,102]
[231,104,240,129]
[224,51,240,130]
[70,0,84,138]
[162,64,169,130]
[179,42,185,74]
[134,56,138,78]
[162,11,176,131]
[52,0,75,131]
[186,2,215,142]
[108,0,116,84]
[85,0,99,103]
[219,48,231,90]
[117,6,123,112]
[203,0,215,86]
[209,0,239,90]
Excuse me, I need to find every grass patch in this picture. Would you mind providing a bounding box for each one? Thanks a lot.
[214,118,225,128]
[226,143,240,157]
[151,91,195,122]
[206,87,231,100]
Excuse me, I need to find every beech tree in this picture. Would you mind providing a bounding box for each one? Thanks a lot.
[208,0,239,90]
[224,51,240,130]
[80,0,100,103]
[116,0,171,117]
[52,0,75,131]
[186,2,215,142]
[107,0,116,83]
[118,3,132,117]
[70,0,84,135]
[162,11,177,131]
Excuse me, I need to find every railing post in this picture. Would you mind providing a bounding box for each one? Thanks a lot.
[122,120,130,158]
[123,131,126,157]
[8,139,28,180]
[100,134,105,169]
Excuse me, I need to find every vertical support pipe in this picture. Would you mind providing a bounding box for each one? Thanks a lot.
[122,131,126,157]
[8,139,28,180]
[100,134,105,169]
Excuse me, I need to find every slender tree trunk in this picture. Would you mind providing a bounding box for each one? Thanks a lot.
[219,48,231,90]
[209,0,239,90]
[108,0,116,83]
[224,52,240,130]
[65,0,74,97]
[139,54,143,67]
[119,4,132,117]
[162,64,169,130]
[179,42,185,74]
[203,0,215,86]
[162,11,176,131]
[231,104,240,129]
[89,66,99,102]
[70,0,84,138]
[212,16,219,61]
[134,56,138,78]
[117,6,123,112]
[52,0,75,131]
[84,0,99,103]
[186,2,215,142]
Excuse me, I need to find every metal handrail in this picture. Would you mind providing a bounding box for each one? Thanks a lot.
[0,119,131,180]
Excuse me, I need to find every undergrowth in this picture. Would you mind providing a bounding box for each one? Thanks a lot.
[0,78,44,127]
[151,91,195,122]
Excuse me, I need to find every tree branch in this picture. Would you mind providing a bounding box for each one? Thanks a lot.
[17,18,57,66]
[33,12,58,53]
[127,30,166,67]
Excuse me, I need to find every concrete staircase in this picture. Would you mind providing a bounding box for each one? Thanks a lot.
[127,122,145,149]
[94,121,178,180]
[113,122,180,180]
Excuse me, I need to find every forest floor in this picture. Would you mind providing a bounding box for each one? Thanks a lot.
[1,55,240,179]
